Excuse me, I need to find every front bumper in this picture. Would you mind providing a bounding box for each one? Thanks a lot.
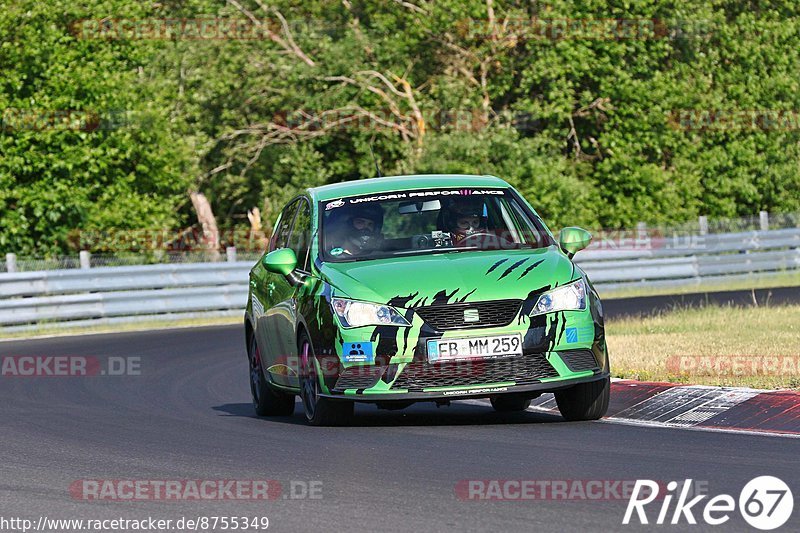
[321,371,610,402]
[319,291,607,401]
[322,345,607,401]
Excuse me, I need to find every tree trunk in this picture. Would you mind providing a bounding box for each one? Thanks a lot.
[247,207,269,251]
[190,191,220,261]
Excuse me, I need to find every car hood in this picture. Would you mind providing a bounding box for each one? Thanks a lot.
[318,245,577,307]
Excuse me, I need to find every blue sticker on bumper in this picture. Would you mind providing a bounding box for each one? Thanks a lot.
[565,328,577,343]
[343,342,374,363]
[565,326,594,343]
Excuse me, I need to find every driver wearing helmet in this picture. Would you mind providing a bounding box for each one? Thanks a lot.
[442,197,488,246]
[325,203,384,257]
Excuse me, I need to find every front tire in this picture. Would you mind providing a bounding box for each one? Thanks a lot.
[555,377,610,421]
[248,333,295,416]
[298,332,353,426]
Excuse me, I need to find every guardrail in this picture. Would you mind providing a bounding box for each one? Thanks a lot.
[0,227,798,330]
[576,227,800,289]
[0,262,252,328]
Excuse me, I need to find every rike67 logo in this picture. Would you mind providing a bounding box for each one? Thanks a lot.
[624,477,793,530]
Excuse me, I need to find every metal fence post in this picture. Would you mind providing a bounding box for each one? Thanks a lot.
[226,246,237,263]
[635,222,649,250]
[759,211,769,231]
[5,253,17,273]
[79,250,91,269]
[698,216,708,236]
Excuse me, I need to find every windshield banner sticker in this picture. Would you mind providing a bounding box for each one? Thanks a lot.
[325,199,345,210]
[347,189,504,204]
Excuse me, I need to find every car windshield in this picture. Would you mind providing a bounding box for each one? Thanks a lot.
[320,187,553,262]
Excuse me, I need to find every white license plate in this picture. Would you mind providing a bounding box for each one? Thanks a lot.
[427,334,523,362]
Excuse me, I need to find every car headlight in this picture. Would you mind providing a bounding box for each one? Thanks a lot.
[331,298,411,328]
[530,279,587,316]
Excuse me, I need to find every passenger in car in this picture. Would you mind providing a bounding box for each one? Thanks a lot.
[440,198,488,246]
[325,203,385,257]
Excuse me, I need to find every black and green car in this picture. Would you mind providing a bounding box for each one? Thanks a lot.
[245,174,610,425]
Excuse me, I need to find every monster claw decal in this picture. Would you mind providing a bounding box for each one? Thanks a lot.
[431,288,460,305]
[544,313,560,352]
[456,288,477,303]
[486,258,509,274]
[498,258,530,280]
[409,296,430,308]
[369,292,419,362]
[517,259,545,280]
[555,311,567,346]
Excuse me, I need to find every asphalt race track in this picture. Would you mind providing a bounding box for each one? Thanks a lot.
[603,286,800,318]
[2,325,799,532]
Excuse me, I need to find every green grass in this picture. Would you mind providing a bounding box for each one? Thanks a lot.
[607,304,800,389]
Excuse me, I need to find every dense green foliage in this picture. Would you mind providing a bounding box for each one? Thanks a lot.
[2,0,799,255]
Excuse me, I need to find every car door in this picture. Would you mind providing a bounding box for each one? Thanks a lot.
[279,198,313,388]
[252,199,299,388]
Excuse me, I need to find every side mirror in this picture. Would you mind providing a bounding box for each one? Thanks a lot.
[262,248,298,277]
[559,227,592,258]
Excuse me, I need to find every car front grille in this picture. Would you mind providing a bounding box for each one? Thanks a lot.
[332,366,384,392]
[413,299,522,331]
[558,350,600,372]
[391,353,558,392]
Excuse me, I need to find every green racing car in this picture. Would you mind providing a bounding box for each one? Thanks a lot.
[245,174,610,425]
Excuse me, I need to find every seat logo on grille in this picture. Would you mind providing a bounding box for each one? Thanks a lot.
[463,309,480,323]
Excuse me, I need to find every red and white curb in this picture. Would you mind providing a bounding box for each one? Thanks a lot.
[523,379,800,438]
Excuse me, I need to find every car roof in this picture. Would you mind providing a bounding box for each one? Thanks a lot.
[308,174,509,202]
